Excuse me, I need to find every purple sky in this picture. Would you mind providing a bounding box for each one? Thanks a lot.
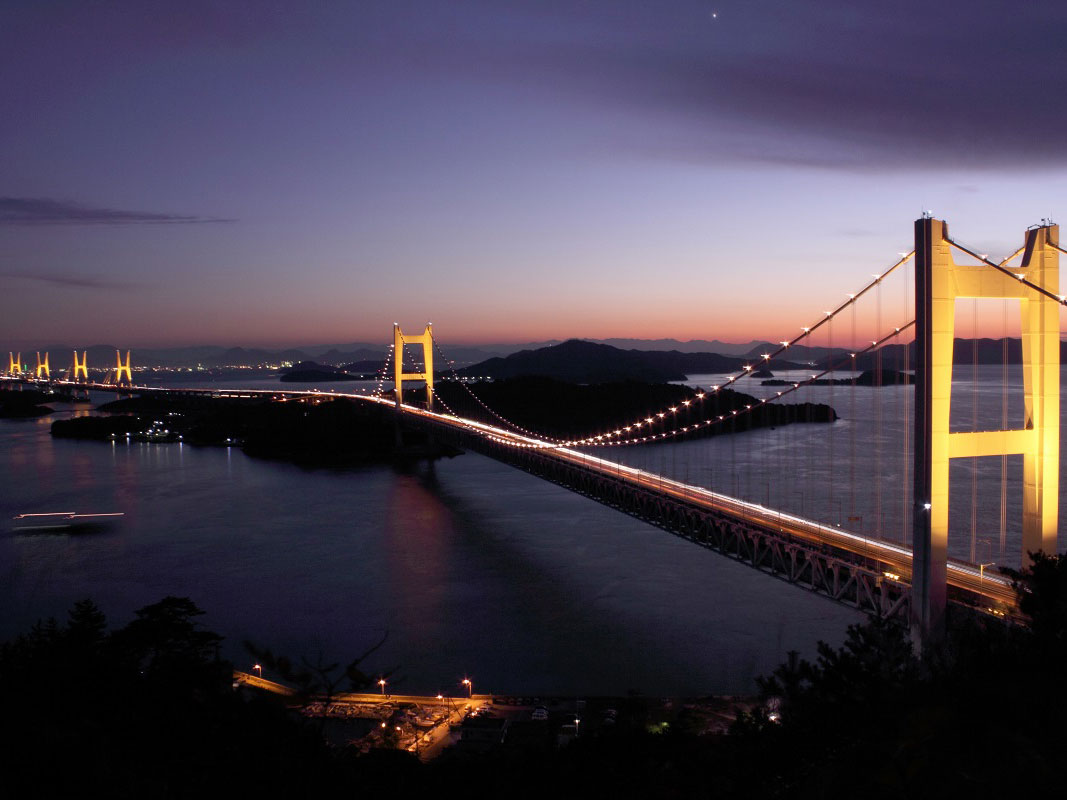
[3,1,1067,349]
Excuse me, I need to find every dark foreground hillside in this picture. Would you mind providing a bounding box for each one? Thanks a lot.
[5,555,1067,798]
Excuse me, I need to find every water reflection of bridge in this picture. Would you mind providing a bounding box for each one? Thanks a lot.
[7,218,1065,645]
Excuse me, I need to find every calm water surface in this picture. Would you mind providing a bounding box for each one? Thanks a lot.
[0,406,862,696]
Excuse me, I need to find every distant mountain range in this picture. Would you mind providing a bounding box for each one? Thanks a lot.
[11,336,1060,374]
[15,338,769,369]
[455,340,808,384]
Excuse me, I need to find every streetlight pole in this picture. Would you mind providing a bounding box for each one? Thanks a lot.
[253,663,262,678]
[378,678,387,696]
[462,677,472,698]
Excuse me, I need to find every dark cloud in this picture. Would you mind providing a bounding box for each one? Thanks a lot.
[5,1,1065,173]
[417,0,1067,170]
[0,271,141,290]
[0,198,233,225]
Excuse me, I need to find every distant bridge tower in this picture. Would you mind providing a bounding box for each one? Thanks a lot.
[8,352,20,376]
[912,217,1060,644]
[71,351,89,382]
[35,352,49,379]
[114,350,132,385]
[392,323,434,410]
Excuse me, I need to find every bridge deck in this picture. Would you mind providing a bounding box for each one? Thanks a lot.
[1,375,1019,618]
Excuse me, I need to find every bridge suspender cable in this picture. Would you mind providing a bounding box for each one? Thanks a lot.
[425,252,917,449]
[1000,301,1009,559]
[464,320,916,452]
[427,332,568,444]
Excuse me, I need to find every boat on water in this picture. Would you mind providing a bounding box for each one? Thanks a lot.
[11,512,124,534]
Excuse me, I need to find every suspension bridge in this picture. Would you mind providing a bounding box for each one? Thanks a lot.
[4,217,1064,646]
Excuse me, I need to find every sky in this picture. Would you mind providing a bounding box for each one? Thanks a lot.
[3,0,1067,350]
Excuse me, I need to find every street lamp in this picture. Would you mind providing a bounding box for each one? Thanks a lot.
[378,678,387,695]
[253,663,262,678]
[462,678,472,697]
[979,562,996,583]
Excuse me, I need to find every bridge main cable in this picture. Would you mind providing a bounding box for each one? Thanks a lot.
[426,252,917,448]
[472,319,915,450]
[948,236,1067,306]
[541,251,915,446]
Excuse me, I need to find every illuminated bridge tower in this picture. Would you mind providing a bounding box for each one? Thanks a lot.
[35,352,49,379]
[8,352,20,376]
[114,350,132,386]
[72,350,88,382]
[912,217,1060,643]
[392,323,434,410]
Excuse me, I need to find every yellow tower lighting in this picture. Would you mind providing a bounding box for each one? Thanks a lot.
[72,350,88,382]
[8,352,20,376]
[114,350,132,385]
[392,323,435,410]
[912,218,1059,644]
[35,352,50,379]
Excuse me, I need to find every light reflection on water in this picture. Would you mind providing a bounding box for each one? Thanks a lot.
[0,404,862,696]
[4,365,1058,692]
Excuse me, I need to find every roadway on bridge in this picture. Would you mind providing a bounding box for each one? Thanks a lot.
[4,375,1017,610]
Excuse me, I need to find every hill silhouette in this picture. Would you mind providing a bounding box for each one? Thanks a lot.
[456,340,685,383]
[455,340,808,384]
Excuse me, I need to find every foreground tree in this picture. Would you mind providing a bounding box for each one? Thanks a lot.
[0,597,363,798]
[724,552,1067,797]
[244,630,392,712]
